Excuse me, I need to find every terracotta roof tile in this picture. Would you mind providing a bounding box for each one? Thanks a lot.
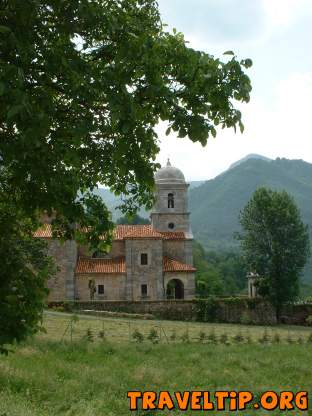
[163,257,196,273]
[113,225,161,239]
[160,231,186,240]
[33,224,53,238]
[34,224,187,241]
[76,257,126,274]
[114,225,187,240]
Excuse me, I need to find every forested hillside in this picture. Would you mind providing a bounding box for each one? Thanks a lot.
[189,157,312,283]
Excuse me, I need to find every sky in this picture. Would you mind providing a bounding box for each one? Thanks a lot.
[155,0,312,180]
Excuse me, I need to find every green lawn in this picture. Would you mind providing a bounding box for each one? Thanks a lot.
[0,311,311,415]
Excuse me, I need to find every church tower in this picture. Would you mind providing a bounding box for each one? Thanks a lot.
[151,159,192,237]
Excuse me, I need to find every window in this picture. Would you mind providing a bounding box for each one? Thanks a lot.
[141,253,148,265]
[168,193,174,208]
[141,284,148,297]
[97,284,104,295]
[168,222,175,230]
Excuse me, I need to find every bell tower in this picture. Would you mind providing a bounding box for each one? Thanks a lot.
[151,159,192,236]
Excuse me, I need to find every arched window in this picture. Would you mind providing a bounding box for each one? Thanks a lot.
[168,193,174,208]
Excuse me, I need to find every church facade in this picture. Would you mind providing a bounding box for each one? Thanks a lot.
[35,161,196,301]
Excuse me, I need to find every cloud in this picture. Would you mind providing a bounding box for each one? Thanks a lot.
[155,2,312,181]
[158,0,266,49]
[262,0,312,28]
[157,72,312,181]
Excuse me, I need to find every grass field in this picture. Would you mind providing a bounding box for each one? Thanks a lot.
[0,311,311,415]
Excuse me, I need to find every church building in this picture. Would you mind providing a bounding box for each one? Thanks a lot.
[35,160,196,301]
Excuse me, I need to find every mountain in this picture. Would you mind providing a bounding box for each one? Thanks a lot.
[228,154,272,170]
[95,156,312,283]
[189,157,312,283]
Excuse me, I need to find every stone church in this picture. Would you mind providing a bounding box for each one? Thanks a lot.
[35,160,196,301]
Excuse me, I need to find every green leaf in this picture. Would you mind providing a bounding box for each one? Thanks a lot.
[241,58,253,68]
[165,127,171,136]
[7,104,24,119]
[223,50,235,56]
[211,127,217,138]
[239,121,245,133]
[178,128,187,138]
[0,25,11,33]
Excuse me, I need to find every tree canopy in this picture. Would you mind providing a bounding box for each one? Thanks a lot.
[238,187,310,318]
[0,183,55,354]
[116,214,150,225]
[0,0,252,351]
[193,241,247,297]
[1,0,252,245]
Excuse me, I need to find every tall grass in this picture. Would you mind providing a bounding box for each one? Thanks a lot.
[0,312,311,415]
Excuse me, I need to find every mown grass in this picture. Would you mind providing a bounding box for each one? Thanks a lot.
[0,312,311,415]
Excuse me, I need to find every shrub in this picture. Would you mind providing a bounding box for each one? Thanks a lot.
[273,333,281,343]
[198,331,206,343]
[219,333,229,345]
[307,333,312,344]
[132,329,144,343]
[180,331,190,343]
[98,330,105,340]
[195,297,217,322]
[147,329,159,344]
[297,336,303,344]
[85,328,94,342]
[233,332,245,344]
[207,329,217,344]
[169,330,177,342]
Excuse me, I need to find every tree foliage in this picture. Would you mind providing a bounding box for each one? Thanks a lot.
[0,188,55,354]
[238,187,310,318]
[116,214,150,225]
[193,241,246,297]
[0,0,252,351]
[0,0,252,245]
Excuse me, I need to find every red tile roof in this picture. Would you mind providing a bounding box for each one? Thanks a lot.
[76,257,126,274]
[160,231,186,240]
[121,225,163,239]
[76,256,195,274]
[33,223,53,238]
[163,257,196,273]
[34,224,187,241]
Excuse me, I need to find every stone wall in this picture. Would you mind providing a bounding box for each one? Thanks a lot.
[46,239,77,301]
[125,238,164,300]
[47,298,312,326]
[75,273,127,301]
[49,300,196,321]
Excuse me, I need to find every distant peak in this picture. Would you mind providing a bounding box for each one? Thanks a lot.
[229,154,271,170]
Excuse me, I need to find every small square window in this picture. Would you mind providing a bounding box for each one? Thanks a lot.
[98,284,104,295]
[141,284,147,297]
[141,253,148,265]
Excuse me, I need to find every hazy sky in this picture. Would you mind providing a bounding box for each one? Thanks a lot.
[155,0,312,180]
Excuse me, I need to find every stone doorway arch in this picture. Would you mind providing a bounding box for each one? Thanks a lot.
[166,279,184,300]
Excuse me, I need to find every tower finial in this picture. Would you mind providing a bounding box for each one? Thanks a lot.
[167,158,171,167]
